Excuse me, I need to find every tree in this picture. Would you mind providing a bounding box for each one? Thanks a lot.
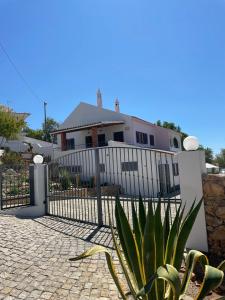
[214,149,225,168]
[23,127,44,140]
[25,117,59,143]
[42,117,59,142]
[0,108,25,147]
[198,145,214,163]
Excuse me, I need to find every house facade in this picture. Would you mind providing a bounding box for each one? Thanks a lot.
[52,90,182,154]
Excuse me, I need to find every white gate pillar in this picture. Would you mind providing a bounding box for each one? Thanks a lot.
[177,150,208,252]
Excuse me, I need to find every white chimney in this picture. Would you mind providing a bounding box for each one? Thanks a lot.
[97,89,102,108]
[115,98,120,113]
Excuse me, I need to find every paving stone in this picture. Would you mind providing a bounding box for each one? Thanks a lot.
[0,215,121,299]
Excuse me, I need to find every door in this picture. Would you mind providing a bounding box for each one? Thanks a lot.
[158,164,171,196]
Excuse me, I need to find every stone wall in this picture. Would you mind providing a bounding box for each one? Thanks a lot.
[203,174,225,257]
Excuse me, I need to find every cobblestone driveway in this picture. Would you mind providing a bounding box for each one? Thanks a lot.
[0,215,122,300]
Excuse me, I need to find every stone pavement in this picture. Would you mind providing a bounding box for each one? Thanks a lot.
[0,215,123,300]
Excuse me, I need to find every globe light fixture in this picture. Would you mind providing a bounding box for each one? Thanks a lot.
[33,154,44,164]
[183,136,199,151]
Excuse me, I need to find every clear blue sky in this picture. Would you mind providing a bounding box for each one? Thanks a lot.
[0,0,225,154]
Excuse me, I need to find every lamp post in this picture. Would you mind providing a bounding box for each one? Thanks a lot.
[33,154,44,164]
[183,136,199,151]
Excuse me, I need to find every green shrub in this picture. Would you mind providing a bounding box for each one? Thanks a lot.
[1,150,23,166]
[89,176,95,188]
[7,186,20,196]
[70,197,225,299]
[60,169,71,190]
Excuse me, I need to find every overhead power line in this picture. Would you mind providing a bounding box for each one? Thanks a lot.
[0,40,42,104]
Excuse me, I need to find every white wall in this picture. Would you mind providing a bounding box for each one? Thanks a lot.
[177,150,208,252]
[55,142,180,197]
[56,101,182,153]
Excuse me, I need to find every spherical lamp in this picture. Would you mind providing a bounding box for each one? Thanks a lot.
[183,136,199,151]
[33,154,44,164]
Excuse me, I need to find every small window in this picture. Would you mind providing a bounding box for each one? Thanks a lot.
[99,164,105,173]
[136,131,148,144]
[150,134,155,146]
[113,131,124,142]
[71,165,82,174]
[121,161,138,172]
[85,136,93,148]
[173,163,179,176]
[173,137,179,148]
[98,134,107,147]
[66,138,75,150]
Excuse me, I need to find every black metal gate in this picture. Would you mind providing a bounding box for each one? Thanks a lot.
[0,163,31,210]
[47,146,181,227]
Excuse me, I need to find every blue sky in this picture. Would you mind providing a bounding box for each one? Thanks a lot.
[0,0,225,154]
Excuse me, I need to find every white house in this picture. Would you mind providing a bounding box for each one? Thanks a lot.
[52,90,182,154]
[0,104,59,158]
[206,163,219,174]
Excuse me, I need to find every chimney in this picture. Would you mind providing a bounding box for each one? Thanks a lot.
[115,98,120,113]
[97,89,102,108]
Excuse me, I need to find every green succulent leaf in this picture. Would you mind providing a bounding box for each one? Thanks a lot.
[108,201,138,297]
[116,198,144,289]
[196,265,224,300]
[132,201,142,258]
[154,198,165,299]
[173,199,203,271]
[69,245,127,299]
[138,194,146,236]
[142,199,156,298]
[218,260,225,271]
[165,204,182,265]
[180,250,208,295]
[137,264,181,300]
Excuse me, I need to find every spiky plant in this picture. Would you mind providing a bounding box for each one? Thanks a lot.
[70,197,225,299]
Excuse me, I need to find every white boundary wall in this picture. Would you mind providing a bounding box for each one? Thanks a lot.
[177,150,208,252]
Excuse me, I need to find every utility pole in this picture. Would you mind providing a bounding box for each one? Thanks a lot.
[44,101,47,141]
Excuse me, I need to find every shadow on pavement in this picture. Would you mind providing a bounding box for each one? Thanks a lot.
[33,216,114,248]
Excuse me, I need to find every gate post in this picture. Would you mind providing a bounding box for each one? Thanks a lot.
[44,164,49,215]
[0,171,2,210]
[177,150,208,252]
[95,148,103,226]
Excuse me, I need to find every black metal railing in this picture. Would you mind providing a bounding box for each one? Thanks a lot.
[47,146,181,227]
[0,163,31,210]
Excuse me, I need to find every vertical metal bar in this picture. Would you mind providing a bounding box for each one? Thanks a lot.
[29,165,35,206]
[0,170,2,210]
[95,148,103,226]
[44,164,49,215]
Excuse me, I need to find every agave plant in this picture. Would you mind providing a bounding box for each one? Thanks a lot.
[70,197,225,299]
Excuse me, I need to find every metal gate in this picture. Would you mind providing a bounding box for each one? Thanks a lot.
[0,162,31,210]
[47,146,181,227]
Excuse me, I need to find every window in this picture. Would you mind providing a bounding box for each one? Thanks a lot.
[121,161,138,172]
[113,131,124,142]
[173,163,179,176]
[66,138,75,150]
[85,136,93,148]
[99,164,105,173]
[136,131,148,144]
[149,134,155,146]
[71,165,82,174]
[98,134,107,146]
[173,137,179,148]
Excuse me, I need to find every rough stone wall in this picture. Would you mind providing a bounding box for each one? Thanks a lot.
[203,174,225,257]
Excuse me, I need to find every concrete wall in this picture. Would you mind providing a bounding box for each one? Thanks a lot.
[177,150,208,252]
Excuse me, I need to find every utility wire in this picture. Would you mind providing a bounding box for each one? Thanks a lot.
[0,40,43,104]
